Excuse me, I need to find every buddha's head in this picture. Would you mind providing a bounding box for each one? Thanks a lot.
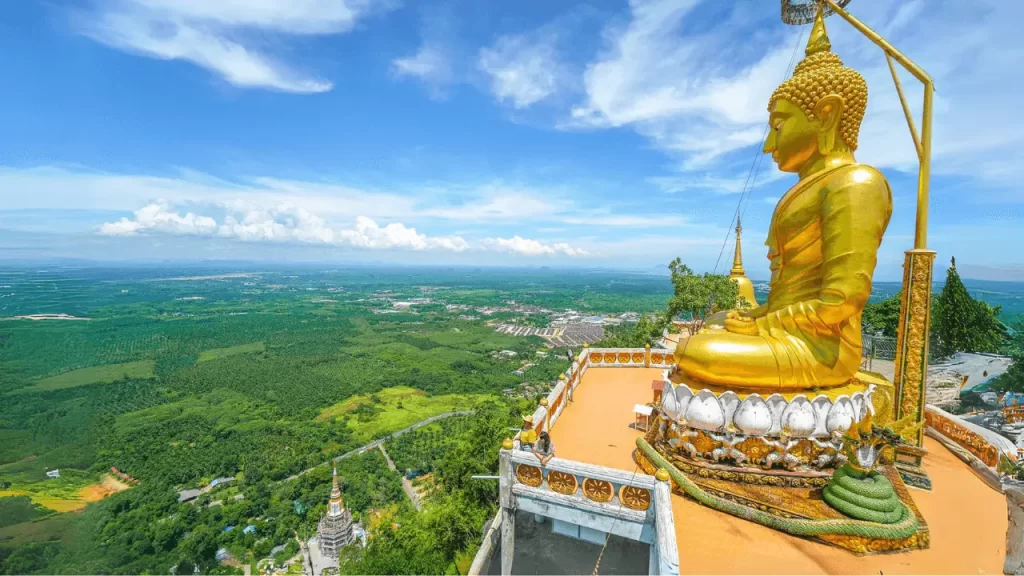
[764,8,867,173]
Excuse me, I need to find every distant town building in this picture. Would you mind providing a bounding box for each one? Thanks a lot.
[317,468,355,558]
[45,469,60,479]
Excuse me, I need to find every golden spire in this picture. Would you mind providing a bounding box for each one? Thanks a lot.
[805,1,831,56]
[731,215,745,276]
[330,466,345,509]
[728,215,758,307]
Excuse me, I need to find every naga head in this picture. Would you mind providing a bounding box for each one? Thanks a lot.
[841,412,923,475]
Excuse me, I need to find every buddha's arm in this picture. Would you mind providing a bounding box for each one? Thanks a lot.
[747,304,770,319]
[765,170,891,329]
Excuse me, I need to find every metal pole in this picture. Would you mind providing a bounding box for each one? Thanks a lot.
[823,0,933,250]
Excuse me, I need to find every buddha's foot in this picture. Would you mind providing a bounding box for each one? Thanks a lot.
[823,464,909,524]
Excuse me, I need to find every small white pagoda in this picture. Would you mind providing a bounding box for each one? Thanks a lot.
[317,467,354,558]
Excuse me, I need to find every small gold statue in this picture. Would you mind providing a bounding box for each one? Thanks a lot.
[675,7,892,391]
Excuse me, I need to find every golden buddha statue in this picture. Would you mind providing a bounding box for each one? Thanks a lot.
[674,8,892,391]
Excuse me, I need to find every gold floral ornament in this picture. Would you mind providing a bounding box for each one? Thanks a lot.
[582,478,614,503]
[516,464,543,487]
[547,470,578,495]
[619,485,652,511]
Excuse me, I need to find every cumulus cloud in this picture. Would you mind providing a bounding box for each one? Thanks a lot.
[481,236,588,257]
[76,0,393,93]
[478,30,565,109]
[99,202,469,252]
[99,202,217,236]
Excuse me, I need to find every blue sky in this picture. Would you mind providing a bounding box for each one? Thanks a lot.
[1,0,1021,281]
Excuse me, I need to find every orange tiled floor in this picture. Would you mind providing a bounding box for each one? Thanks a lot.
[549,366,1007,575]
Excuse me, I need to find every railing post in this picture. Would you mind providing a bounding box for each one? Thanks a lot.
[653,468,680,575]
[1006,483,1024,574]
[645,344,652,367]
[499,440,515,576]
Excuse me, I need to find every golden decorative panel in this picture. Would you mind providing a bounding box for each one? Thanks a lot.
[619,485,652,511]
[651,353,665,364]
[516,464,543,487]
[689,430,720,456]
[631,352,644,364]
[894,250,934,447]
[590,353,601,364]
[926,410,1002,467]
[582,478,614,503]
[607,352,620,363]
[547,470,578,495]
[735,437,774,463]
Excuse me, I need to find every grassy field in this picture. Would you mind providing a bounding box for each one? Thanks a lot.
[0,466,125,513]
[13,360,156,394]
[197,341,265,363]
[317,386,486,443]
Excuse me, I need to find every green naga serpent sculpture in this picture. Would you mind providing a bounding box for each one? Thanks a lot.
[636,413,923,540]
[822,412,923,524]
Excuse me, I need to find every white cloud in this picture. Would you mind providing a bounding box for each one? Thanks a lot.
[571,0,1024,184]
[98,201,470,252]
[390,6,457,97]
[76,0,392,93]
[478,30,565,109]
[392,46,452,83]
[482,236,588,257]
[99,202,217,236]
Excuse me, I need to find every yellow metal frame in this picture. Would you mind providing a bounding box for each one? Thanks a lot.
[823,0,933,250]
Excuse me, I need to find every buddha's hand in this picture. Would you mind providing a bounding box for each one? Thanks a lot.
[724,311,759,336]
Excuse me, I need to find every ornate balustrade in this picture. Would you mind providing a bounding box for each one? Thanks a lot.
[579,346,675,369]
[1005,406,1024,424]
[495,448,678,575]
[513,346,675,446]
[924,404,1017,492]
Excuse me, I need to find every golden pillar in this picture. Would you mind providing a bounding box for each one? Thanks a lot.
[891,250,935,489]
[822,0,937,489]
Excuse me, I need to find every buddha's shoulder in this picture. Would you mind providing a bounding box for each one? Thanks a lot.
[826,163,889,188]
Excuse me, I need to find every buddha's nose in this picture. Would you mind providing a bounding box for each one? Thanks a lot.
[763,130,775,153]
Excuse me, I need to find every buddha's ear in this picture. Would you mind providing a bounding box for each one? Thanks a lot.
[814,94,844,155]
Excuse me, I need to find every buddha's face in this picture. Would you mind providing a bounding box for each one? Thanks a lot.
[763,99,820,173]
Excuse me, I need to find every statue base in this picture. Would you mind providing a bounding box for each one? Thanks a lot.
[894,444,932,491]
[636,426,931,555]
[656,372,893,472]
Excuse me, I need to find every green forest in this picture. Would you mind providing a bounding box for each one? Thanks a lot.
[2,263,1021,574]
[0,266,589,574]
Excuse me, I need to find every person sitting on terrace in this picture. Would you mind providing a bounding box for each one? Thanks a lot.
[519,415,537,450]
[532,431,556,466]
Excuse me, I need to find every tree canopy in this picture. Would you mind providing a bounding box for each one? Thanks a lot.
[993,316,1024,393]
[861,292,902,337]
[932,259,1007,358]
[666,259,739,335]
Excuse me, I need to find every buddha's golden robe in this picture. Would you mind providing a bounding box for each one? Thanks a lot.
[675,163,892,390]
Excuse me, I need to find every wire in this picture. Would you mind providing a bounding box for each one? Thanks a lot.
[675,22,807,364]
[590,461,643,575]
[711,24,806,277]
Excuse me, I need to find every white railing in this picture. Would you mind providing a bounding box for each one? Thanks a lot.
[924,404,1018,492]
[491,448,678,575]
